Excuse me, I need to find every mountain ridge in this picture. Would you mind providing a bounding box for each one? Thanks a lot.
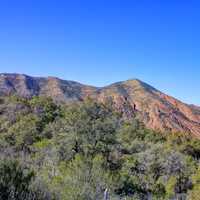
[0,73,200,137]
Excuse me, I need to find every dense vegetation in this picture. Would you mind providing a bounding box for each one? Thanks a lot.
[0,95,200,200]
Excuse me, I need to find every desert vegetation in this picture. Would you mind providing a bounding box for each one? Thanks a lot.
[0,96,200,199]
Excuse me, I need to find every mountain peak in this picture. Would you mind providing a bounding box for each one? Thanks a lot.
[123,79,158,92]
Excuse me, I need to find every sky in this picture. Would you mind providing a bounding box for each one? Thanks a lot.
[0,0,199,105]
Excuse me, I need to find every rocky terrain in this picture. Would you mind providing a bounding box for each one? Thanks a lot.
[0,73,200,137]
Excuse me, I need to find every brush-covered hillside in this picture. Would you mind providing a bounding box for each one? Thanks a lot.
[0,73,200,138]
[0,95,200,200]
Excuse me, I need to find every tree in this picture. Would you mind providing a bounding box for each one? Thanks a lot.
[0,158,34,199]
[54,100,120,158]
[55,154,112,200]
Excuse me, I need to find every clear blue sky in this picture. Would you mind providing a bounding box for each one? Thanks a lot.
[0,0,199,105]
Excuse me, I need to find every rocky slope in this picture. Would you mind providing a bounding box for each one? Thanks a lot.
[0,73,200,137]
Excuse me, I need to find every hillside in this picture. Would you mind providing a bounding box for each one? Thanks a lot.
[0,94,200,199]
[0,73,199,137]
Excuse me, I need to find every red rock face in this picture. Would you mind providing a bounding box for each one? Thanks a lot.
[94,80,200,137]
[0,74,200,137]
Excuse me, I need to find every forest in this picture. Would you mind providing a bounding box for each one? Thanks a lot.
[0,95,200,200]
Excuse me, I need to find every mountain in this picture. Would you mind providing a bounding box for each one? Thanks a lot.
[0,73,200,137]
